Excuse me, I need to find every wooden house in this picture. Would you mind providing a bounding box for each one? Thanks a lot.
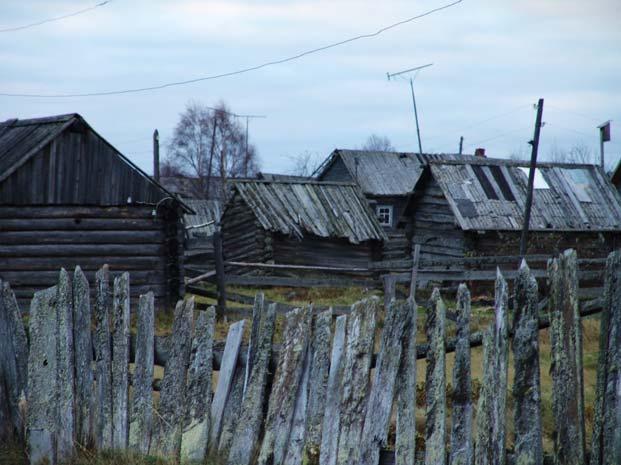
[314,149,462,259]
[0,113,191,309]
[404,157,621,263]
[221,179,387,269]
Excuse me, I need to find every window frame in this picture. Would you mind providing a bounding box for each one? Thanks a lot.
[376,204,393,227]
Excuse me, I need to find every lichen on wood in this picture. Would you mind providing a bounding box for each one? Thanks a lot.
[111,272,130,449]
[94,265,113,450]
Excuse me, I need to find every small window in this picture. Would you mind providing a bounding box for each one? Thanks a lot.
[376,205,393,227]
[518,167,550,189]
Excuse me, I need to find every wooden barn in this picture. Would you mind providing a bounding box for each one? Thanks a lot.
[0,113,191,309]
[314,149,463,260]
[221,179,386,269]
[404,157,621,263]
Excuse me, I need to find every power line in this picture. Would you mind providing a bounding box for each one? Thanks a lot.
[0,0,464,98]
[466,125,532,148]
[0,1,113,33]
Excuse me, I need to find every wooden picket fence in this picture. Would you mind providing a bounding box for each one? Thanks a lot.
[1,249,621,465]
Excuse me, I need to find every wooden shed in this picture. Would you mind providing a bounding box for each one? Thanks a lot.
[0,113,191,309]
[221,179,387,269]
[404,157,621,263]
[314,149,464,260]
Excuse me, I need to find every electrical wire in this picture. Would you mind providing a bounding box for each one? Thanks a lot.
[0,1,113,33]
[0,0,464,98]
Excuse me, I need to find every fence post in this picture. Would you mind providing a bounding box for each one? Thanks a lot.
[336,298,378,465]
[512,261,543,465]
[395,297,417,465]
[0,280,28,442]
[181,306,216,461]
[359,299,409,465]
[129,292,155,455]
[72,267,93,448]
[257,306,312,465]
[214,229,227,313]
[27,287,58,465]
[111,272,130,450]
[410,244,421,300]
[55,269,76,462]
[383,275,397,311]
[425,289,447,465]
[209,319,245,451]
[319,314,347,465]
[475,327,494,465]
[591,249,621,465]
[227,302,277,465]
[450,284,473,465]
[548,250,585,465]
[151,298,194,459]
[303,309,333,463]
[94,265,113,450]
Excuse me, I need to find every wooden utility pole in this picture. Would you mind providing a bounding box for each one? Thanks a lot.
[213,229,227,314]
[205,118,218,199]
[519,98,544,258]
[459,136,464,155]
[153,129,160,181]
[409,78,424,155]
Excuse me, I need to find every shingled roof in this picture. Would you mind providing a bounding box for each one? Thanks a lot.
[315,149,468,196]
[227,179,387,244]
[427,157,621,231]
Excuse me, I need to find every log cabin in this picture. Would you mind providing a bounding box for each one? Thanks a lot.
[403,157,621,265]
[0,113,191,310]
[221,179,387,270]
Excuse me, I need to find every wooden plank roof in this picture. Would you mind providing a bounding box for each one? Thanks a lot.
[315,149,470,196]
[228,180,387,244]
[427,157,621,231]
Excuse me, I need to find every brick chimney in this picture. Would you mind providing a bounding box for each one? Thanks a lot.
[474,147,486,158]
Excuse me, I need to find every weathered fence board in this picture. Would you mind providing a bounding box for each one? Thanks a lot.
[111,272,130,449]
[217,363,245,454]
[359,299,409,465]
[319,314,347,465]
[151,298,194,459]
[72,267,93,447]
[449,284,473,465]
[227,302,277,465]
[424,289,447,465]
[258,306,312,465]
[512,262,543,465]
[210,319,245,451]
[336,298,378,465]
[94,265,113,450]
[395,297,417,465]
[548,250,586,465]
[128,292,155,454]
[27,287,58,465]
[591,250,621,465]
[181,306,216,461]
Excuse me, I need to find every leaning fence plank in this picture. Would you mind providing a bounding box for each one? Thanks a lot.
[129,292,155,454]
[94,265,113,450]
[257,306,312,465]
[492,270,509,465]
[591,250,621,465]
[474,327,494,465]
[152,298,194,459]
[227,302,277,465]
[0,280,28,441]
[449,284,473,465]
[181,307,216,461]
[512,261,543,465]
[395,297,417,465]
[73,267,93,447]
[27,287,58,465]
[336,298,378,465]
[210,318,246,450]
[319,314,347,465]
[244,293,265,396]
[111,272,130,449]
[217,362,245,454]
[303,310,333,463]
[358,299,409,465]
[425,289,447,465]
[55,269,76,462]
[548,250,585,465]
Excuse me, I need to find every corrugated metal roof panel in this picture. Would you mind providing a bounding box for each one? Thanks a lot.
[229,180,387,244]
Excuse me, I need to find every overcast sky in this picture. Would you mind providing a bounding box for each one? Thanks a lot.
[1,0,620,174]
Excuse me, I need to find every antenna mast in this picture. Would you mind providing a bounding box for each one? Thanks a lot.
[387,63,433,155]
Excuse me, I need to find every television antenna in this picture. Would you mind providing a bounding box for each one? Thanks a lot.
[387,63,433,155]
